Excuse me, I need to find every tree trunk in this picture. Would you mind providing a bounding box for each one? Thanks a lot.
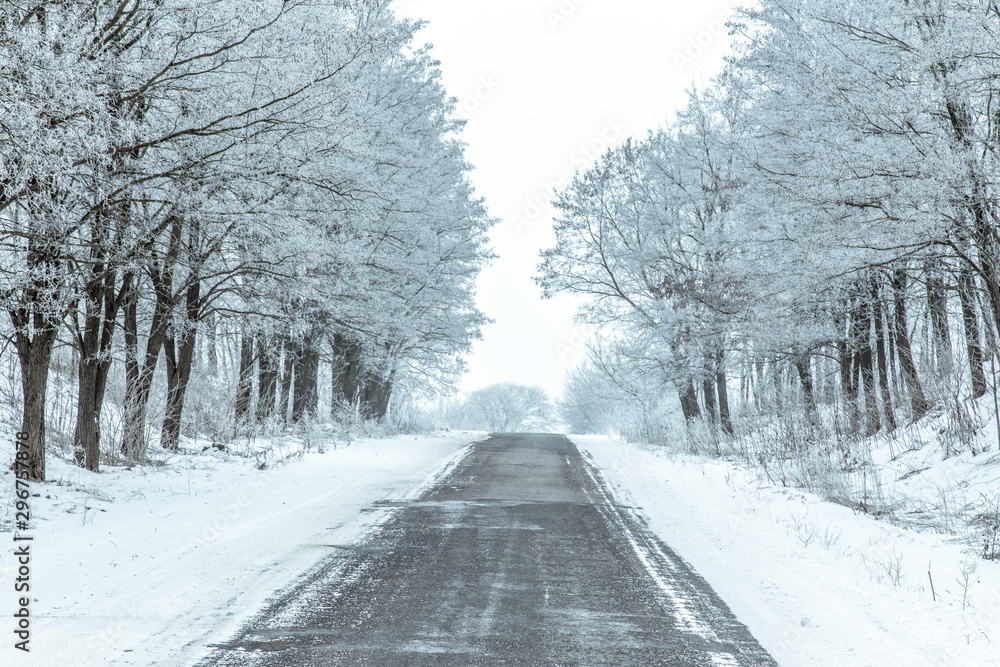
[292,339,319,422]
[203,311,218,374]
[358,368,393,421]
[959,267,986,399]
[754,360,764,408]
[330,334,364,413]
[235,333,254,423]
[927,269,953,377]
[121,289,171,459]
[74,344,117,470]
[795,353,818,423]
[702,374,717,426]
[121,216,183,459]
[892,268,931,419]
[771,361,785,412]
[834,312,860,433]
[11,316,57,482]
[73,214,112,471]
[886,306,900,396]
[837,338,859,431]
[981,284,998,359]
[257,338,278,423]
[872,276,896,432]
[824,348,838,405]
[331,333,349,412]
[361,378,379,419]
[162,335,180,447]
[335,337,362,407]
[278,337,294,423]
[716,365,733,435]
[73,270,131,471]
[161,278,201,451]
[161,328,197,450]
[122,282,143,456]
[856,298,880,436]
[679,378,701,420]
[74,354,101,468]
[740,362,750,402]
[374,375,393,419]
[72,262,106,469]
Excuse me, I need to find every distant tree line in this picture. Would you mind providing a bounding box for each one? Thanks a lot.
[441,383,555,433]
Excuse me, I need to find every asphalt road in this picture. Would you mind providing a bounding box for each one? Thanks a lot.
[201,434,777,666]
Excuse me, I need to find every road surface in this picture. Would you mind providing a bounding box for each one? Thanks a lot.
[201,433,776,666]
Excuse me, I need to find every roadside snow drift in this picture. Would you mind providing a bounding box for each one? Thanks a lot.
[575,435,1000,667]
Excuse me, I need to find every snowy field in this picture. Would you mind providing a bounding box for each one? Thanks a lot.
[0,432,482,667]
[576,434,1000,667]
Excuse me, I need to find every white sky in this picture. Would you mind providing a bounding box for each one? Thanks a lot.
[393,0,742,400]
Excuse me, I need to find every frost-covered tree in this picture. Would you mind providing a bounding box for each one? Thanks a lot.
[559,337,682,440]
[728,0,1000,426]
[1,1,150,479]
[542,0,1000,447]
[539,90,748,433]
[462,383,555,433]
[2,0,492,478]
[239,9,493,424]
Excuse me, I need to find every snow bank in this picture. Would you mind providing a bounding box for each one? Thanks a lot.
[0,432,482,666]
[574,435,1000,667]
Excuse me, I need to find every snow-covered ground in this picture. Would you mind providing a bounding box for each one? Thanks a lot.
[4,426,995,667]
[575,434,1000,667]
[0,431,482,667]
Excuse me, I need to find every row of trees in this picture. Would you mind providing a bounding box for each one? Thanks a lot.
[2,0,493,480]
[542,0,1000,445]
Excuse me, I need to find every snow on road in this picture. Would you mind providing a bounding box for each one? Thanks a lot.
[574,435,1000,667]
[0,432,481,667]
[203,433,776,666]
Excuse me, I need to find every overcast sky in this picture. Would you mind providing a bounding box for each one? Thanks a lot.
[393,0,742,400]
